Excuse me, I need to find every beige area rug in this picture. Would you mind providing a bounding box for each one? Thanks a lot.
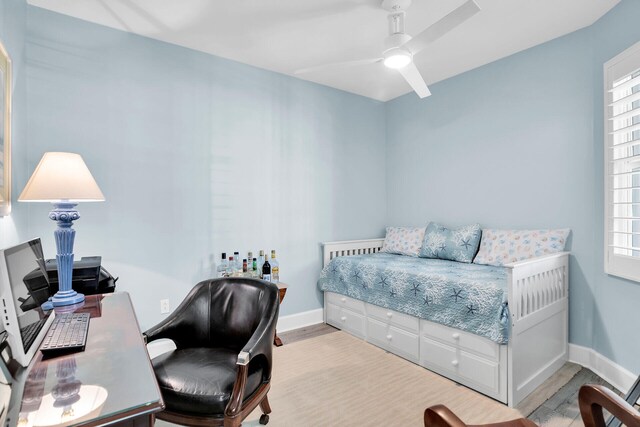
[157,331,576,427]
[246,331,522,426]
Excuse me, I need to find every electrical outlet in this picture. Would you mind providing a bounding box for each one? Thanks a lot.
[160,299,170,314]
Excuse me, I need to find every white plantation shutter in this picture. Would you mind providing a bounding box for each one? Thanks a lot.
[605,40,640,282]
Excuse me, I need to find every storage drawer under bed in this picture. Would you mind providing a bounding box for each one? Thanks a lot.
[325,292,365,314]
[325,293,366,338]
[367,317,419,362]
[419,320,506,401]
[366,303,419,334]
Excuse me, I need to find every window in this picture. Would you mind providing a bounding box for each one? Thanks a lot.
[605,40,640,282]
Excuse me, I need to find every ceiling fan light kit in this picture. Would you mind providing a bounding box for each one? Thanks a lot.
[383,48,412,69]
[383,32,412,69]
[295,0,480,99]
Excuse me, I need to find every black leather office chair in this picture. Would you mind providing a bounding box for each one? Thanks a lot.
[144,278,279,427]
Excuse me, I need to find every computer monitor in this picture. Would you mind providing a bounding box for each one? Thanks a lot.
[0,239,55,367]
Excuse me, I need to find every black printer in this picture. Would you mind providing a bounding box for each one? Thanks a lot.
[23,256,117,303]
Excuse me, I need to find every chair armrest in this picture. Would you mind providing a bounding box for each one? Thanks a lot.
[579,384,640,427]
[143,281,216,347]
[226,286,279,418]
[225,364,250,418]
[237,351,250,365]
[424,405,538,427]
[424,405,468,427]
[236,300,279,365]
[144,316,178,344]
[143,299,193,345]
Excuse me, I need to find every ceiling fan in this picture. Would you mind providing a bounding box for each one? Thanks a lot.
[295,0,481,98]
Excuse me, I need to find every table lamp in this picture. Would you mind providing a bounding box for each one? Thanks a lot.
[19,152,105,307]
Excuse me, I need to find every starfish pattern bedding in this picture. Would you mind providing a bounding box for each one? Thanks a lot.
[318,253,510,344]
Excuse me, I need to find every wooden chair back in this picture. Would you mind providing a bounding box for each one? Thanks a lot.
[579,384,640,427]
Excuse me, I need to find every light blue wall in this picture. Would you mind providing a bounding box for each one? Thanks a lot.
[386,0,640,373]
[385,28,597,348]
[3,0,638,374]
[590,0,640,375]
[23,6,387,330]
[0,0,27,249]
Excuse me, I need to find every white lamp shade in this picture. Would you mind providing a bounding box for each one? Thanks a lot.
[18,152,105,202]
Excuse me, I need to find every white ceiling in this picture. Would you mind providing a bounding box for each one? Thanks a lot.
[27,0,620,102]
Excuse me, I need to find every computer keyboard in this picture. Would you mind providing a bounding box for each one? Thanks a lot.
[40,312,90,356]
[20,317,49,352]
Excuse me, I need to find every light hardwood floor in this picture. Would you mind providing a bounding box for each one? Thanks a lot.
[279,324,624,427]
[527,368,614,426]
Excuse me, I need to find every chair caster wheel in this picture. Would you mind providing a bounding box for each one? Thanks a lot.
[259,414,269,424]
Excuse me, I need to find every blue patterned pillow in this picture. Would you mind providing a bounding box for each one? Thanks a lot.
[419,222,482,263]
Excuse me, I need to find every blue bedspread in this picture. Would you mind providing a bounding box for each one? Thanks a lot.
[317,253,510,344]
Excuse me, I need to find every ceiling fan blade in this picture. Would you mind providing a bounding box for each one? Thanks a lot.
[403,0,480,55]
[295,58,382,75]
[398,62,431,98]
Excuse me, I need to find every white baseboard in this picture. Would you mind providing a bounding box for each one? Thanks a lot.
[569,343,637,393]
[277,308,323,333]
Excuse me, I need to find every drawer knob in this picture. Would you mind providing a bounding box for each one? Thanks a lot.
[341,297,346,302]
[386,312,393,318]
[452,333,460,340]
[340,316,347,322]
[451,360,459,367]
[386,334,393,340]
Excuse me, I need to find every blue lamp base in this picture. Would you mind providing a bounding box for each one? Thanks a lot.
[49,202,85,307]
[52,290,85,306]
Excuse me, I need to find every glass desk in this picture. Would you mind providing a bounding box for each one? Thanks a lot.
[7,293,164,426]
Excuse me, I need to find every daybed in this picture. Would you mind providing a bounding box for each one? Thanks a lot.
[318,238,569,407]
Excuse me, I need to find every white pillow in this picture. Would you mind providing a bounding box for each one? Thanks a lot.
[380,226,426,257]
[473,229,570,266]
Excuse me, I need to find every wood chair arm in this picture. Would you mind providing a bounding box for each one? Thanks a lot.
[579,384,640,427]
[224,364,248,418]
[424,405,538,427]
[425,405,468,427]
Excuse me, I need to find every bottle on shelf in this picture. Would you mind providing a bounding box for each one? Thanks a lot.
[262,254,271,282]
[252,258,258,277]
[217,253,229,278]
[233,252,240,272]
[257,250,265,279]
[270,250,279,284]
[247,251,253,266]
[242,259,248,274]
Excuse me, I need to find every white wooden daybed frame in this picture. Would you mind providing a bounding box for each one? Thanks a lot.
[322,238,569,407]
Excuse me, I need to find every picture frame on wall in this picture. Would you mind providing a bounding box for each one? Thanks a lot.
[0,40,11,216]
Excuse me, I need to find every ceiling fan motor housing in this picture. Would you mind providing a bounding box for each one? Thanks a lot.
[384,33,411,52]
